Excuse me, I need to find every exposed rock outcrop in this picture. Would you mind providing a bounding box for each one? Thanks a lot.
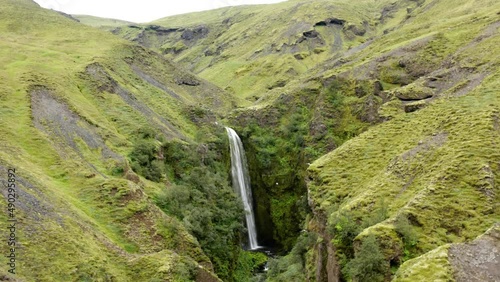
[145,25,181,34]
[175,76,201,86]
[314,18,346,26]
[181,25,209,41]
[449,224,500,282]
[394,83,435,101]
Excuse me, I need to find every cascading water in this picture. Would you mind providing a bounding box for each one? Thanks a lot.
[226,127,261,250]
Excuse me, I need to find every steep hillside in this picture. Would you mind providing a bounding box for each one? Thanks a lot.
[247,0,500,281]
[115,0,500,281]
[113,0,396,103]
[2,0,499,281]
[0,0,247,281]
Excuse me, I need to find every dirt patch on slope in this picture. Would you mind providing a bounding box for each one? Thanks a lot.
[31,87,122,168]
[125,211,165,253]
[0,163,63,231]
[85,63,183,139]
[131,65,183,100]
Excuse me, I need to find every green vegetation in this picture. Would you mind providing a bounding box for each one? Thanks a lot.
[1,0,499,281]
[392,245,453,282]
[267,232,317,282]
[130,138,164,182]
[73,14,135,30]
[346,235,386,282]
[0,0,231,280]
[153,136,245,281]
[323,204,389,278]
[394,215,418,260]
[234,251,268,282]
[125,126,258,281]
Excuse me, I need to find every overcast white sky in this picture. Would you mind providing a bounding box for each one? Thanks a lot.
[33,0,287,23]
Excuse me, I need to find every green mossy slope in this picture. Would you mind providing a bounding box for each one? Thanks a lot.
[0,0,236,280]
[303,0,500,280]
[1,0,499,281]
[150,0,500,280]
[115,0,400,103]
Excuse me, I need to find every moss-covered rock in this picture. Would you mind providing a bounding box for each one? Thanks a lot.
[379,99,405,120]
[393,245,453,282]
[395,223,500,281]
[355,224,404,264]
[394,83,435,101]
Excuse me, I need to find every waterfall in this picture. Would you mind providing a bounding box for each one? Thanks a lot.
[226,127,261,250]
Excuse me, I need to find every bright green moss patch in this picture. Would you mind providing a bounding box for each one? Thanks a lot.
[393,83,434,100]
[128,250,198,281]
[393,245,453,282]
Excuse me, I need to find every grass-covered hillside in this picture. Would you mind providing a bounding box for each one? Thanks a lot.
[248,0,499,281]
[110,0,499,280]
[73,15,136,31]
[2,0,499,281]
[0,0,257,281]
[112,0,402,103]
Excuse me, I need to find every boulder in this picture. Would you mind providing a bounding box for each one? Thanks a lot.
[181,25,209,40]
[449,224,500,282]
[394,84,434,100]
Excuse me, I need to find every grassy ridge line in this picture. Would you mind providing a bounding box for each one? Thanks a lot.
[151,4,275,27]
[129,0,390,102]
[151,0,381,27]
[73,14,136,28]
